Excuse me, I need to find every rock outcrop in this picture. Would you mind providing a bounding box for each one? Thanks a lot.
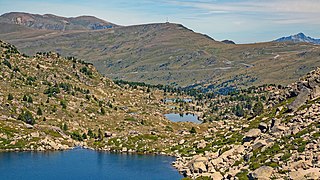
[288,67,320,111]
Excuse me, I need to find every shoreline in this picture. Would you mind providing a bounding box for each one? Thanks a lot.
[0,145,179,157]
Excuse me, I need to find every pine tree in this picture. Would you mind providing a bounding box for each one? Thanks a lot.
[234,104,245,117]
[63,123,68,131]
[7,93,13,101]
[190,127,197,134]
[27,96,33,103]
[22,95,28,101]
[88,129,93,138]
[100,107,105,115]
[82,133,87,140]
[253,101,264,117]
[37,107,43,116]
[98,128,103,140]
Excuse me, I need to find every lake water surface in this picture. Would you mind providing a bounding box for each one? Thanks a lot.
[0,148,182,180]
[165,113,201,124]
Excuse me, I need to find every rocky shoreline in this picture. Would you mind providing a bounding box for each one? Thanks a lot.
[172,68,320,180]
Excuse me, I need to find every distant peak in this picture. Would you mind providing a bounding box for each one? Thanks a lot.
[222,40,236,44]
[274,32,320,45]
[295,32,306,37]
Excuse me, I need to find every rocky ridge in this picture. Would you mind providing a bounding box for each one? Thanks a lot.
[0,12,118,31]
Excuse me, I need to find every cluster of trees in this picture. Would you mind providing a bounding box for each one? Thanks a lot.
[231,101,264,118]
[35,51,61,58]
[58,82,91,95]
[70,128,103,141]
[22,95,33,103]
[80,66,93,77]
[44,85,61,97]
[18,110,35,125]
[66,56,93,66]
[114,80,215,100]
[2,43,19,54]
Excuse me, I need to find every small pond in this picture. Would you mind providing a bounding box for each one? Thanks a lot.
[164,98,193,103]
[164,113,201,124]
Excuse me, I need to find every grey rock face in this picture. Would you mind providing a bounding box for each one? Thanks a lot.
[288,87,311,111]
[249,166,273,180]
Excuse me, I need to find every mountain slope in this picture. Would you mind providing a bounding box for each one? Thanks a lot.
[1,40,320,179]
[1,13,320,93]
[0,12,119,31]
[275,33,320,45]
[0,22,229,86]
[0,40,200,152]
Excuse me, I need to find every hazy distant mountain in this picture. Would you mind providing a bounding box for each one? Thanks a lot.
[221,40,236,44]
[275,33,320,44]
[0,12,119,31]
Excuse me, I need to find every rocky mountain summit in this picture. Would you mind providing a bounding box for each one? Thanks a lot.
[275,33,320,45]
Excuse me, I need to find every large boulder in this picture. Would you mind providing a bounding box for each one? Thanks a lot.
[192,161,207,173]
[197,140,207,149]
[31,131,40,138]
[191,156,208,173]
[252,139,268,150]
[179,139,185,145]
[289,170,304,180]
[211,157,223,166]
[270,118,281,130]
[199,172,223,180]
[234,145,245,154]
[245,129,261,139]
[211,172,223,180]
[104,131,113,138]
[48,140,59,150]
[258,122,268,133]
[25,123,34,129]
[249,166,273,180]
[304,168,320,179]
[288,87,311,111]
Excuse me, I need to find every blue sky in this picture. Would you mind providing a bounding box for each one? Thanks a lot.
[1,0,320,43]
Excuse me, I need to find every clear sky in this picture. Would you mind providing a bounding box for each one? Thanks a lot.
[1,0,320,43]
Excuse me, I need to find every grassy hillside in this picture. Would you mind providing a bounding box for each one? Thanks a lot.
[1,13,320,92]
[0,12,118,31]
[0,40,203,152]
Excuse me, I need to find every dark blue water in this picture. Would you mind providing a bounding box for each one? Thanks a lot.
[165,113,201,124]
[0,148,182,180]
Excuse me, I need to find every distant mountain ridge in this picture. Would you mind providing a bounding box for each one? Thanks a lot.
[1,12,320,93]
[275,33,320,44]
[0,12,119,31]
